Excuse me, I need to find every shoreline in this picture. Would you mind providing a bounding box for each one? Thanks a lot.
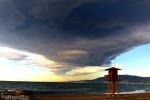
[0,89,150,100]
[29,93,150,100]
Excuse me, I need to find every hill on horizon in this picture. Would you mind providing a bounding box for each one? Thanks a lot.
[81,75,150,83]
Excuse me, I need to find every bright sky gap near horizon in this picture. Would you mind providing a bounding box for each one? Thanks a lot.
[112,44,150,77]
[0,0,150,82]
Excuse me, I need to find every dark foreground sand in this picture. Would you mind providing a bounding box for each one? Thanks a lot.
[30,93,150,100]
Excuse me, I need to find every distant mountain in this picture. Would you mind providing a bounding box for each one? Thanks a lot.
[83,75,150,83]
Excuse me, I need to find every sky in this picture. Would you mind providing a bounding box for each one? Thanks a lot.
[112,43,150,77]
[0,0,150,82]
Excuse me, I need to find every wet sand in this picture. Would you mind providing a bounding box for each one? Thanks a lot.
[30,93,150,100]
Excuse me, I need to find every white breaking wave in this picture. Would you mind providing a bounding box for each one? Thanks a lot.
[120,90,148,94]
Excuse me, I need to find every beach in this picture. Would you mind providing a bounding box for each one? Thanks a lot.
[30,93,150,100]
[0,81,149,100]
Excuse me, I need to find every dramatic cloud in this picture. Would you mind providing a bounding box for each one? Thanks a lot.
[0,47,104,81]
[0,0,150,72]
[0,47,27,60]
[0,47,63,69]
[65,66,102,76]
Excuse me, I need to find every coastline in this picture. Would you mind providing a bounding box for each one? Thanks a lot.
[29,92,150,100]
[0,89,150,100]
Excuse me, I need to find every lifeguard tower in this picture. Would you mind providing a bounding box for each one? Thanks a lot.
[105,67,121,96]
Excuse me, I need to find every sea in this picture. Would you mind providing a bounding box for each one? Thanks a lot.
[0,81,149,94]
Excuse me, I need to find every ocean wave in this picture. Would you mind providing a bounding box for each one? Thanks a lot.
[120,90,147,94]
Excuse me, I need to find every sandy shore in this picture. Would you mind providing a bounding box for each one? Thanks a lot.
[29,93,150,100]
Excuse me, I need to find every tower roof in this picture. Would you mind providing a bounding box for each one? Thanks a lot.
[105,67,121,71]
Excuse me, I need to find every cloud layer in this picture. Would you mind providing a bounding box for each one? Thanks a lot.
[0,0,150,70]
[0,47,103,79]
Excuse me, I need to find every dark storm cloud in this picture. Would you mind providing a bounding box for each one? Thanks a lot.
[0,0,150,67]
